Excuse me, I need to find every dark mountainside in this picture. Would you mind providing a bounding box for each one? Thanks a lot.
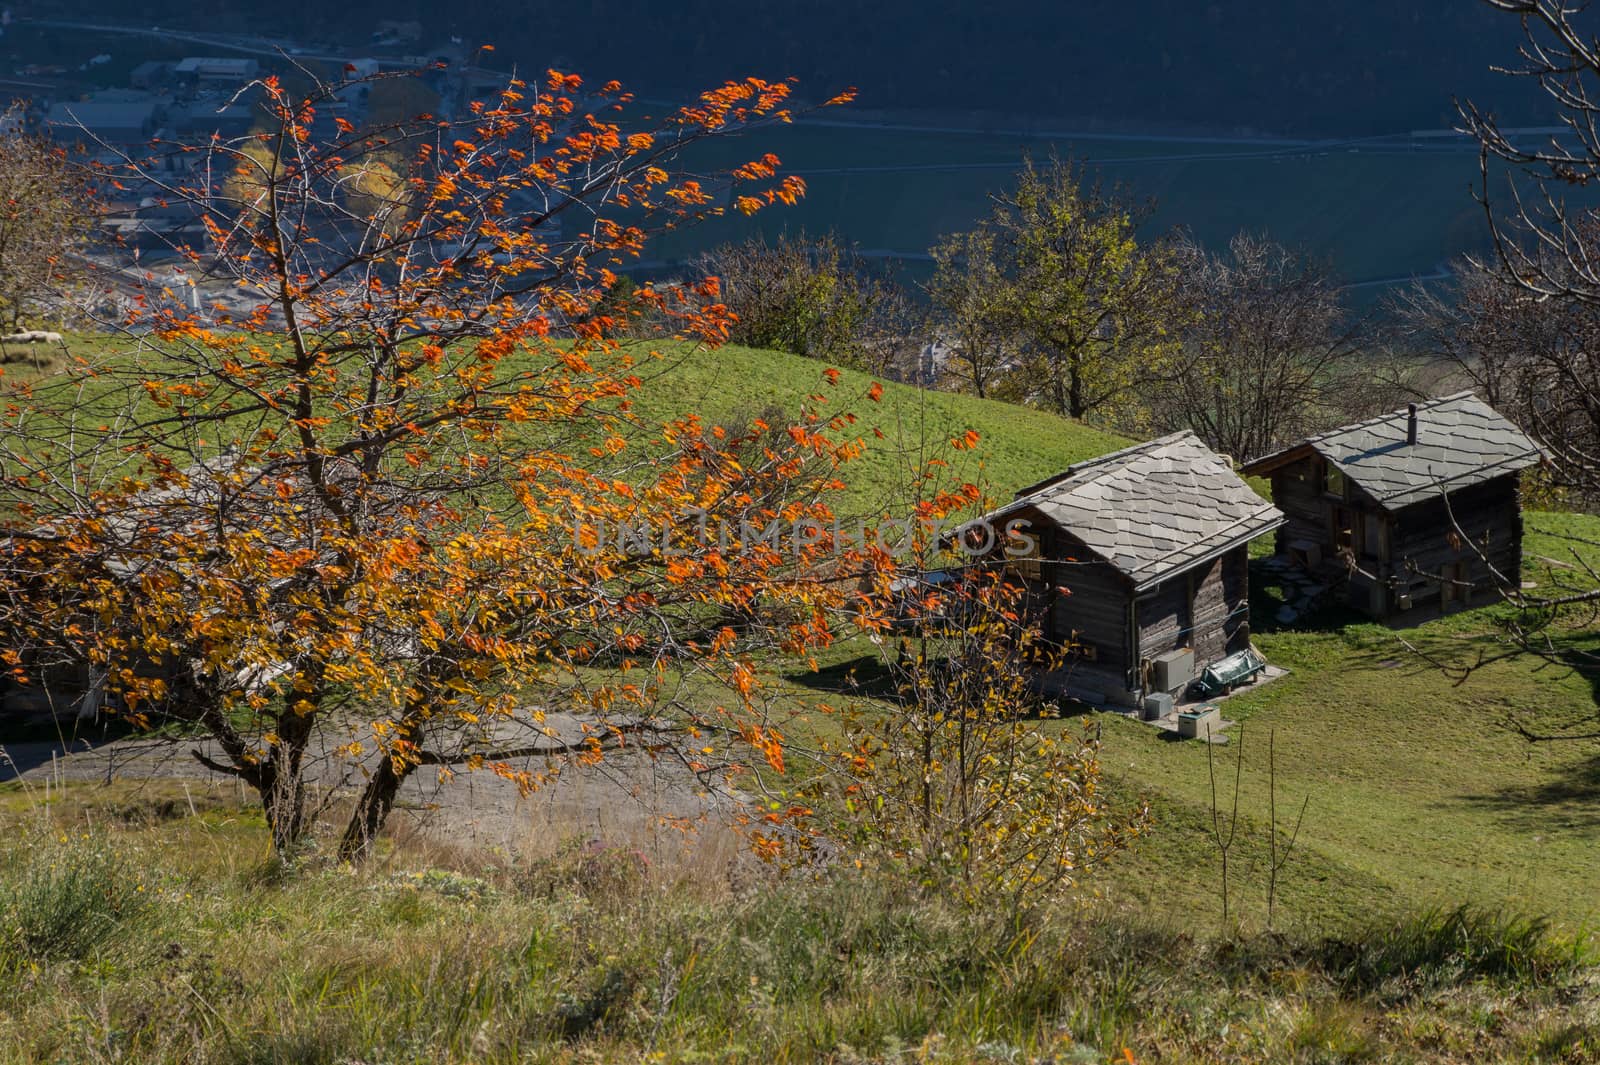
[48,0,1539,136]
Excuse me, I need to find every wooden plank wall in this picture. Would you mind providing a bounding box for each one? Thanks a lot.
[1134,546,1251,673]
[1136,570,1191,659]
[1220,547,1251,654]
[1041,555,1132,676]
[1271,458,1328,553]
[1390,473,1523,608]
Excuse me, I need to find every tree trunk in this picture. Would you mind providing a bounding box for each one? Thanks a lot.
[260,707,316,855]
[338,755,408,862]
[1067,349,1085,420]
[260,761,306,855]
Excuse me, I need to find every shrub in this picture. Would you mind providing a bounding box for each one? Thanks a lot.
[1288,1001,1379,1064]
[0,832,147,961]
[1321,905,1584,996]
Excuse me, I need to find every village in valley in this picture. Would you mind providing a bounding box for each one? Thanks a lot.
[0,3,1599,1062]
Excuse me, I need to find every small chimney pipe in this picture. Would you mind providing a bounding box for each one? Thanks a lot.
[1406,403,1418,446]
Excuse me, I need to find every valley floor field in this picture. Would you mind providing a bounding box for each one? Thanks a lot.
[655,120,1499,295]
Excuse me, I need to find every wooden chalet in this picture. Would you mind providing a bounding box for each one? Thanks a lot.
[1239,392,1542,618]
[970,431,1284,707]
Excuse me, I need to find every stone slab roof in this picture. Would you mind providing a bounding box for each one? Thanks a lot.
[1240,392,1542,511]
[986,431,1284,589]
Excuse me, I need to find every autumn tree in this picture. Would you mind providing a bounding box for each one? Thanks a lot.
[0,110,97,330]
[695,230,913,376]
[0,65,863,859]
[835,543,1148,917]
[1153,232,1403,463]
[928,156,1188,426]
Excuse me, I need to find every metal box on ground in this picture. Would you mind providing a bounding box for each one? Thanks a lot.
[1177,705,1221,739]
[1150,648,1194,693]
[1142,691,1174,720]
[1191,648,1267,698]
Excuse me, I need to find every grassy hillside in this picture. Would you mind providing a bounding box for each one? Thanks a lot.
[624,345,1600,933]
[0,796,1593,1063]
[636,346,1600,934]
[773,518,1600,935]
[1097,558,1600,932]
[14,335,1600,937]
[4,334,1130,516]
[584,341,1600,936]
[617,340,1129,510]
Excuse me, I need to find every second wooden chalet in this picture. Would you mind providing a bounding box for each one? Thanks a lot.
[1239,392,1542,618]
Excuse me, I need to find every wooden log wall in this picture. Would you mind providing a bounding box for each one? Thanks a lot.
[1390,473,1523,608]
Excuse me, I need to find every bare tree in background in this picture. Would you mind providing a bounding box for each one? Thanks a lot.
[1451,1,1600,506]
[695,230,914,376]
[1396,254,1600,507]
[1461,1,1600,308]
[1393,0,1600,736]
[1156,232,1401,463]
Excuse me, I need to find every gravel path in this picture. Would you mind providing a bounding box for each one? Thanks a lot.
[0,714,750,864]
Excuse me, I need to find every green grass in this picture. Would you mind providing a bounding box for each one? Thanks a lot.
[616,340,1129,511]
[622,352,1600,937]
[20,331,1600,941]
[5,333,1128,517]
[15,332,1600,942]
[1079,519,1600,934]
[6,334,1600,1059]
[0,805,1591,1064]
[769,563,1600,938]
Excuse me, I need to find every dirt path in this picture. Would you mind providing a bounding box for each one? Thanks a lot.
[0,714,750,864]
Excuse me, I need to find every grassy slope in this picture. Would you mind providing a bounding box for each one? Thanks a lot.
[1084,516,1600,933]
[5,335,1127,509]
[613,340,1130,510]
[10,335,1600,934]
[4,339,1600,1060]
[629,344,1600,933]
[0,797,1592,1063]
[627,344,1600,932]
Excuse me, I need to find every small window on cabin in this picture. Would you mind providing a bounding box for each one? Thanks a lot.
[1324,465,1346,498]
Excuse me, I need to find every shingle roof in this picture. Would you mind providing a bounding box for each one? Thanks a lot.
[986,431,1283,589]
[1240,392,1542,510]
